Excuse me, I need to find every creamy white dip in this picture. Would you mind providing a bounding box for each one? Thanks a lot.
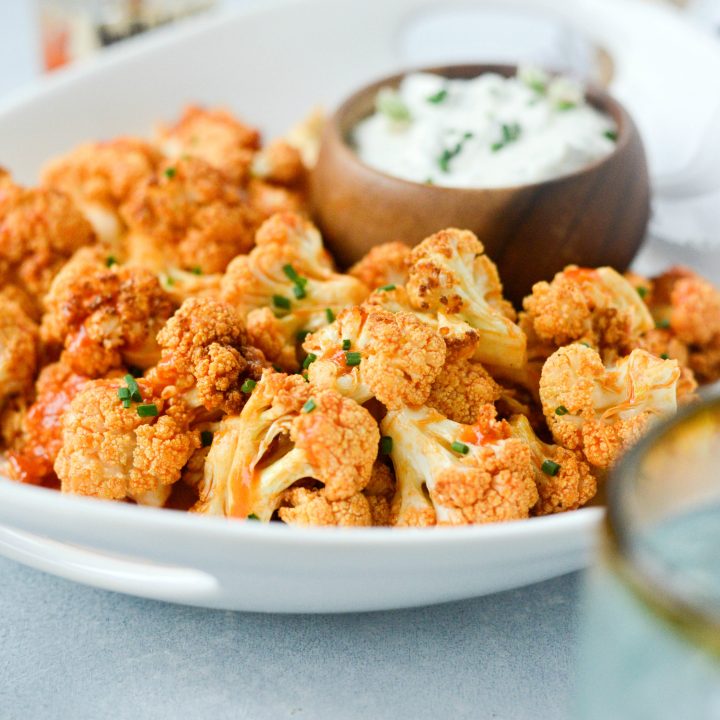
[352,68,618,188]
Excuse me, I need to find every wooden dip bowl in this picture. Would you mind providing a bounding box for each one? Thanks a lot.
[309,64,650,305]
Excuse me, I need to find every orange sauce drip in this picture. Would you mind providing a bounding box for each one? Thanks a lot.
[564,267,598,282]
[459,423,505,446]
[8,371,89,485]
[228,466,256,518]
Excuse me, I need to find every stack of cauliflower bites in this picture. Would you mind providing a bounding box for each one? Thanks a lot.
[0,105,715,527]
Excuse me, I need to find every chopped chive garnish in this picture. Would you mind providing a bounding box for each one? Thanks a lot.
[124,375,139,394]
[106,256,117,267]
[491,123,522,153]
[378,284,396,292]
[342,339,351,351]
[302,398,316,413]
[247,513,260,520]
[604,130,618,142]
[556,100,576,111]
[656,318,671,329]
[438,131,473,172]
[637,286,648,299]
[555,405,569,416]
[425,177,434,185]
[580,342,591,348]
[117,387,131,400]
[376,88,411,123]
[200,430,214,447]
[427,88,448,104]
[122,398,131,409]
[190,266,202,275]
[241,378,257,393]
[542,459,561,476]
[380,436,393,455]
[660,353,670,360]
[137,403,158,418]
[451,441,470,455]
[282,263,301,282]
[127,365,143,378]
[345,351,362,366]
[296,329,310,343]
[292,283,307,300]
[325,308,335,323]
[130,390,142,403]
[303,353,317,370]
[164,166,176,178]
[272,294,291,310]
[166,275,175,286]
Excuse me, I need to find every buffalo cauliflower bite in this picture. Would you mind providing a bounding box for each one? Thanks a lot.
[247,179,306,220]
[6,363,91,485]
[41,250,175,376]
[0,178,96,311]
[278,486,374,527]
[155,105,260,184]
[539,344,680,470]
[148,297,267,415]
[348,241,412,290]
[121,156,259,274]
[303,305,446,410]
[427,346,502,424]
[383,404,538,526]
[221,213,369,369]
[405,229,526,371]
[508,414,596,515]
[646,266,720,383]
[522,265,654,358]
[194,371,379,521]
[41,138,162,245]
[0,294,39,411]
[55,378,200,505]
[251,140,306,186]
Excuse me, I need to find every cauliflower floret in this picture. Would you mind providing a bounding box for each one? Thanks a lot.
[348,241,412,290]
[283,107,326,168]
[251,139,306,186]
[405,229,526,371]
[155,105,260,184]
[247,178,306,220]
[646,266,720,383]
[362,461,396,526]
[278,486,373,527]
[160,268,222,305]
[522,265,654,357]
[55,378,200,504]
[41,250,174,376]
[303,305,446,410]
[148,297,267,415]
[194,371,379,520]
[120,156,259,274]
[508,414,596,515]
[0,177,96,310]
[221,212,369,370]
[0,294,39,411]
[41,138,161,245]
[427,346,502,424]
[6,362,91,485]
[383,404,538,526]
[539,344,680,470]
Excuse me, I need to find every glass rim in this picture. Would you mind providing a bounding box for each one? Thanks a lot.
[607,390,720,650]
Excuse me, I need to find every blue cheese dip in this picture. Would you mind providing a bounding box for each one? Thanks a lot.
[352,67,618,188]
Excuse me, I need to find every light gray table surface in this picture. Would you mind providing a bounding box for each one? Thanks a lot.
[0,557,582,720]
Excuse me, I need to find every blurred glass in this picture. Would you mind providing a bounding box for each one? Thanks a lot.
[38,0,216,71]
[576,397,720,718]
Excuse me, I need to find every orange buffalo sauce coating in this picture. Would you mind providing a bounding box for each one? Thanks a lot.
[459,422,506,447]
[8,367,89,485]
[228,465,256,519]
[564,267,598,282]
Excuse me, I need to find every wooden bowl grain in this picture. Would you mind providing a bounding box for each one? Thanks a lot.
[309,64,650,305]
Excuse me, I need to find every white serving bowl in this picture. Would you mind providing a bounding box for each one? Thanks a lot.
[0,0,713,612]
